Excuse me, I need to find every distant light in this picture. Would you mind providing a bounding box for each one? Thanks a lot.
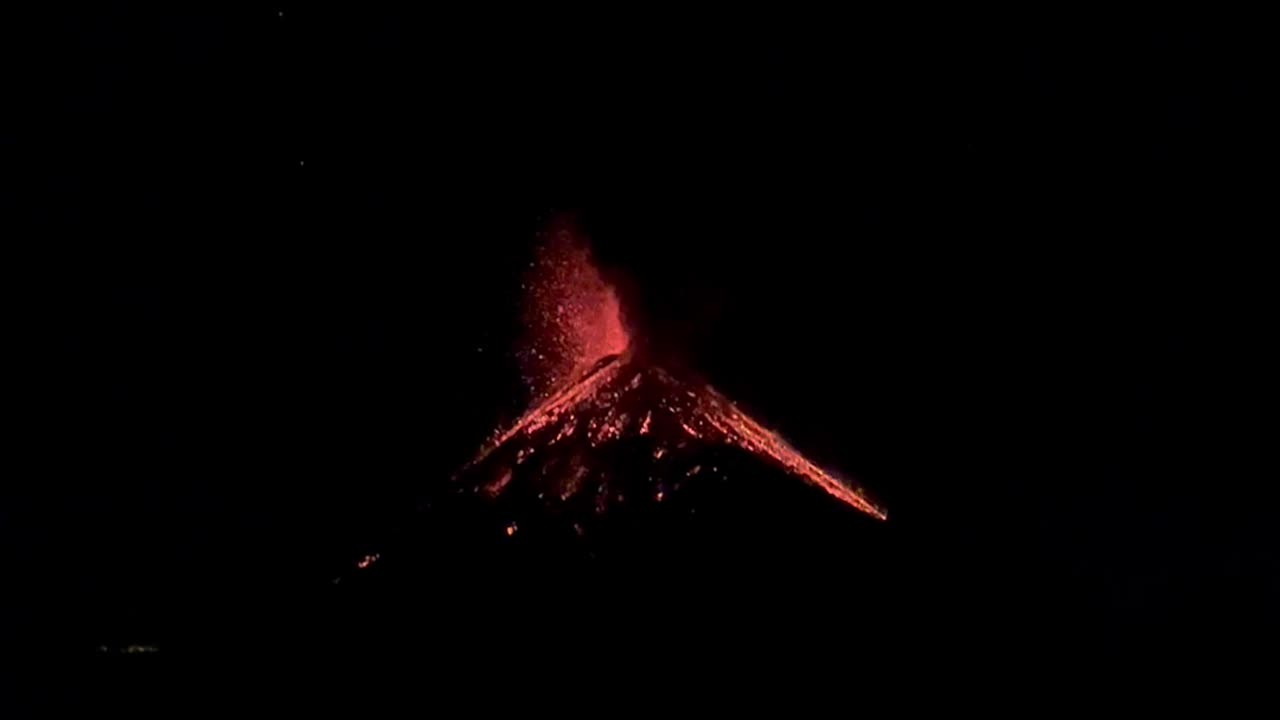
[99,644,159,654]
[505,523,517,536]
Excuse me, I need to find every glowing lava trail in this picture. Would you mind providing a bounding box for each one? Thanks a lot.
[455,221,886,522]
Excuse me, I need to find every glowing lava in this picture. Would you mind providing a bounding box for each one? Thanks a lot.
[462,350,886,520]
[457,222,885,521]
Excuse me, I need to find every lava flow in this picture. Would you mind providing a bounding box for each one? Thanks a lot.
[456,222,886,521]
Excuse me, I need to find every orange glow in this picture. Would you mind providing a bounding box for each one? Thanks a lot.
[506,522,518,536]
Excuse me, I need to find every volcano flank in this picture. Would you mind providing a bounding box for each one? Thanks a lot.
[458,348,885,523]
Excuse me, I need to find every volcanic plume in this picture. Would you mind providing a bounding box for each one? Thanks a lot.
[456,222,885,523]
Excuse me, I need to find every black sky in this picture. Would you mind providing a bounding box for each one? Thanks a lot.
[5,8,1273,705]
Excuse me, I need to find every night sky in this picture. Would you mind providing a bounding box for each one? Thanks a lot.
[6,8,1273,707]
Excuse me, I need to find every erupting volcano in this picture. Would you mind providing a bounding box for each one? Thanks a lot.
[455,222,885,523]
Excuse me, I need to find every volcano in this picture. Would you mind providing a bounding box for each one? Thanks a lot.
[454,219,885,526]
[457,348,886,523]
[348,221,882,575]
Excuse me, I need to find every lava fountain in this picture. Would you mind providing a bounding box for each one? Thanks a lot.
[457,221,886,521]
[517,220,630,401]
